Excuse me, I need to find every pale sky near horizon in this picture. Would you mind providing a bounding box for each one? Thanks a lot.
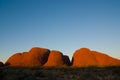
[0,0,120,62]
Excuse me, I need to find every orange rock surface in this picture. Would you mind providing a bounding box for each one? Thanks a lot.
[5,47,50,67]
[72,48,120,67]
[44,50,65,67]
[72,48,98,67]
[5,53,22,66]
[28,47,50,66]
[91,51,120,67]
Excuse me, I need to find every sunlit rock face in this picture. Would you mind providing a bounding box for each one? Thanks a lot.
[0,61,4,67]
[44,50,65,67]
[91,51,120,67]
[72,48,98,67]
[5,47,50,67]
[5,53,22,66]
[72,48,120,67]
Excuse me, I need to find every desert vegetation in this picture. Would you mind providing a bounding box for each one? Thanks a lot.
[0,66,120,80]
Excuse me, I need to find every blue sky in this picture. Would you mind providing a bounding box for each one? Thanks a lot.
[0,0,120,62]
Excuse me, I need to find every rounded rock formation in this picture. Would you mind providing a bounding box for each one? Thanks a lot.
[72,48,98,67]
[28,47,50,66]
[5,47,50,67]
[72,48,120,67]
[44,50,65,67]
[5,47,120,67]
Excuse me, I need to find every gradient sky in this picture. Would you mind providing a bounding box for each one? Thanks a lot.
[0,0,120,62]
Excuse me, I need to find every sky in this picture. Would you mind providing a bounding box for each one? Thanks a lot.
[0,0,120,62]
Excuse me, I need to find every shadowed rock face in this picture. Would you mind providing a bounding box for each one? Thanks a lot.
[72,48,120,67]
[63,55,71,66]
[44,50,65,67]
[0,61,4,67]
[5,47,50,67]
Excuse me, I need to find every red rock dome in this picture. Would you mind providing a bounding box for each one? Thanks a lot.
[72,48,98,67]
[5,47,120,67]
[72,48,120,67]
[5,47,50,67]
[44,50,65,67]
[28,47,50,66]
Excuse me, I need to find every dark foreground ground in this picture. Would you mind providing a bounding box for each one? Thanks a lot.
[0,66,120,80]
